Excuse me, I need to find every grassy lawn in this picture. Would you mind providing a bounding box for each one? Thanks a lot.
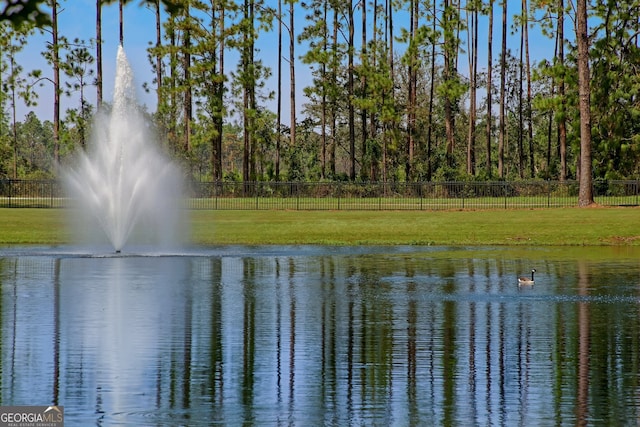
[191,207,640,246]
[2,206,638,247]
[0,209,72,244]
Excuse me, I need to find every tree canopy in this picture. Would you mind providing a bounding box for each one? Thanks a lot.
[1,0,639,190]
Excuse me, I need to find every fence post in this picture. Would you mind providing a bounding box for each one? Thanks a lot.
[504,182,508,209]
[255,182,259,210]
[215,182,219,210]
[49,180,54,208]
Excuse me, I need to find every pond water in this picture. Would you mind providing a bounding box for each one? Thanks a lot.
[1,245,639,426]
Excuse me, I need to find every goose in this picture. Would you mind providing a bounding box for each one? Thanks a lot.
[518,269,536,285]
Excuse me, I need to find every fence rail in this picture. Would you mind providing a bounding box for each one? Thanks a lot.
[1,179,639,210]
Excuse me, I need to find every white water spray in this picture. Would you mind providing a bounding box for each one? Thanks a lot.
[65,46,185,252]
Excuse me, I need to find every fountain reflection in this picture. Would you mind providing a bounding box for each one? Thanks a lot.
[1,248,640,425]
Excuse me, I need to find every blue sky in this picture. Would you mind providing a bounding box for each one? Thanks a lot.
[15,0,559,123]
[17,0,161,119]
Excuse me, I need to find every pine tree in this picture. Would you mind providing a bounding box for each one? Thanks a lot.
[485,0,494,178]
[498,0,507,177]
[0,20,37,178]
[576,0,593,205]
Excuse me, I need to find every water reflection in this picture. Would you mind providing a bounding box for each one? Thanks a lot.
[1,247,639,425]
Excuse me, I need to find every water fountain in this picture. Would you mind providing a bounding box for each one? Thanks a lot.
[65,46,185,252]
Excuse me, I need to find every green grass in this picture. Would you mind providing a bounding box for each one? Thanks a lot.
[0,208,71,244]
[191,207,640,246]
[1,207,639,247]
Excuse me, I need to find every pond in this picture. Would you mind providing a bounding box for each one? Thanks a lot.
[1,245,639,426]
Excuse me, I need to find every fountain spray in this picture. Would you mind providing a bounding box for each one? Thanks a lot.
[65,46,185,253]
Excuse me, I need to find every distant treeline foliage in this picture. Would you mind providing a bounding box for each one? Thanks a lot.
[1,0,639,186]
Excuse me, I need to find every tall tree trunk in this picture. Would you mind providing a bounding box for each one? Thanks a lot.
[546,95,553,171]
[523,0,534,178]
[467,2,478,175]
[119,0,124,45]
[443,0,457,168]
[576,0,593,205]
[249,0,257,181]
[96,0,102,106]
[10,55,18,178]
[169,16,178,154]
[242,0,257,182]
[330,6,338,177]
[498,0,507,178]
[348,1,356,180]
[518,13,524,178]
[167,15,180,153]
[368,0,384,181]
[79,72,87,148]
[243,0,250,183]
[214,1,225,182]
[370,0,379,180]
[183,4,192,153]
[289,0,296,149]
[320,0,328,179]
[52,0,60,164]
[154,0,162,108]
[546,30,558,173]
[406,0,417,180]
[426,0,436,180]
[276,0,282,180]
[360,0,368,180]
[558,0,567,181]
[385,0,395,182]
[485,0,493,178]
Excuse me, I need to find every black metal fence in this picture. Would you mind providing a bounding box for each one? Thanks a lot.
[1,179,639,210]
[0,180,66,208]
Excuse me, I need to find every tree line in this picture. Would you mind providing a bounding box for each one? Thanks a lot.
[1,0,639,205]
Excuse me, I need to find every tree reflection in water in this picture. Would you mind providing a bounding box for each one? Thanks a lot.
[1,246,639,425]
